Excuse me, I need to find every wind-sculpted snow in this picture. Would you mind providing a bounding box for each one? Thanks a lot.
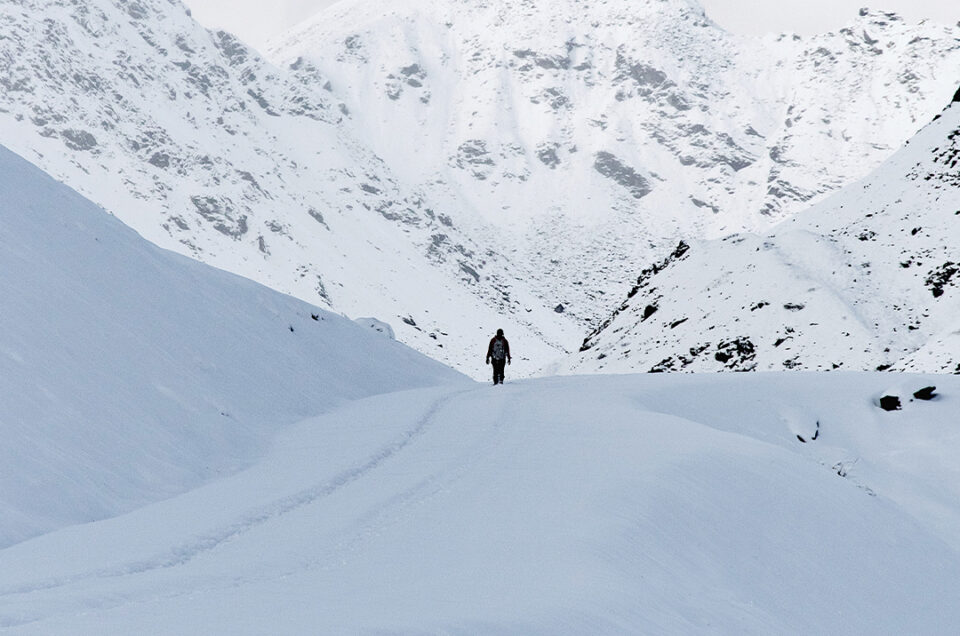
[564,97,960,374]
[273,0,960,332]
[0,144,465,548]
[1,374,960,632]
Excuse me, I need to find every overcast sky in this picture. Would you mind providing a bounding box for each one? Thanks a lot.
[183,0,958,49]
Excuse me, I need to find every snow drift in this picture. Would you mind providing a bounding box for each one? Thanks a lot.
[0,144,464,548]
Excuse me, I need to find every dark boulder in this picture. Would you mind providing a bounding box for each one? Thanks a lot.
[913,386,937,401]
[878,395,901,411]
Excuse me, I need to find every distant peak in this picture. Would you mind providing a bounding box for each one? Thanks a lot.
[857,7,904,23]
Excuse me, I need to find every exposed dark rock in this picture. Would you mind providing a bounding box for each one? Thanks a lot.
[925,262,958,297]
[593,152,652,199]
[307,208,329,229]
[641,304,658,321]
[214,31,248,65]
[797,421,820,443]
[148,152,170,168]
[714,337,757,370]
[190,195,248,238]
[649,357,678,373]
[913,386,937,400]
[555,304,565,313]
[691,197,719,214]
[878,395,901,411]
[315,275,330,303]
[537,145,560,168]
[455,140,495,179]
[616,52,669,88]
[459,261,480,282]
[535,55,570,70]
[61,129,98,151]
[125,1,148,20]
[246,88,279,116]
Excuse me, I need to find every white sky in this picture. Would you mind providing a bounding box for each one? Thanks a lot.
[182,0,958,49]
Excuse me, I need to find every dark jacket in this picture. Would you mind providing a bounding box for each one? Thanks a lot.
[486,336,511,362]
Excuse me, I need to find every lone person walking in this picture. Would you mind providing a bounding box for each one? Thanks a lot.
[486,328,511,385]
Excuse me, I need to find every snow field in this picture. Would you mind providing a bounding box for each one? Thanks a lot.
[1,374,959,633]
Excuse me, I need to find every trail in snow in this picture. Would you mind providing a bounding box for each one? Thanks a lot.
[2,374,960,634]
[0,387,474,602]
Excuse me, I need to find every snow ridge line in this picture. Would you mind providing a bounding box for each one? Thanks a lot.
[0,387,474,606]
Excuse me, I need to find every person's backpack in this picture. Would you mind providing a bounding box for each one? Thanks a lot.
[491,338,506,361]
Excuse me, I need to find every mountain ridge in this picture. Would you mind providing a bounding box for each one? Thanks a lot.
[562,89,960,374]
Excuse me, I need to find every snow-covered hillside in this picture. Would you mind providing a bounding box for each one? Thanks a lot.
[2,373,960,632]
[564,90,960,374]
[0,0,581,376]
[272,0,960,326]
[0,142,464,548]
[1,0,958,376]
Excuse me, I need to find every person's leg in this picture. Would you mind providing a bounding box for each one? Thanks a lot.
[493,360,504,384]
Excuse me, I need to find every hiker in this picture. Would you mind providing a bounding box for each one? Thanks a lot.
[485,328,511,385]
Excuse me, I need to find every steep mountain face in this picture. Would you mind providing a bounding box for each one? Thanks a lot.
[561,92,960,374]
[1,0,958,376]
[272,0,960,328]
[0,141,464,547]
[0,0,580,376]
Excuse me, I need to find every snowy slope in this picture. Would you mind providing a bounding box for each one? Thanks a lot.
[1,373,959,632]
[0,0,582,376]
[272,0,960,326]
[564,90,960,374]
[0,143,465,548]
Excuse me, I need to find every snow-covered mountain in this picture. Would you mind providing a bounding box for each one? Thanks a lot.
[272,0,960,326]
[0,141,464,547]
[1,0,958,376]
[563,89,960,374]
[0,0,580,377]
